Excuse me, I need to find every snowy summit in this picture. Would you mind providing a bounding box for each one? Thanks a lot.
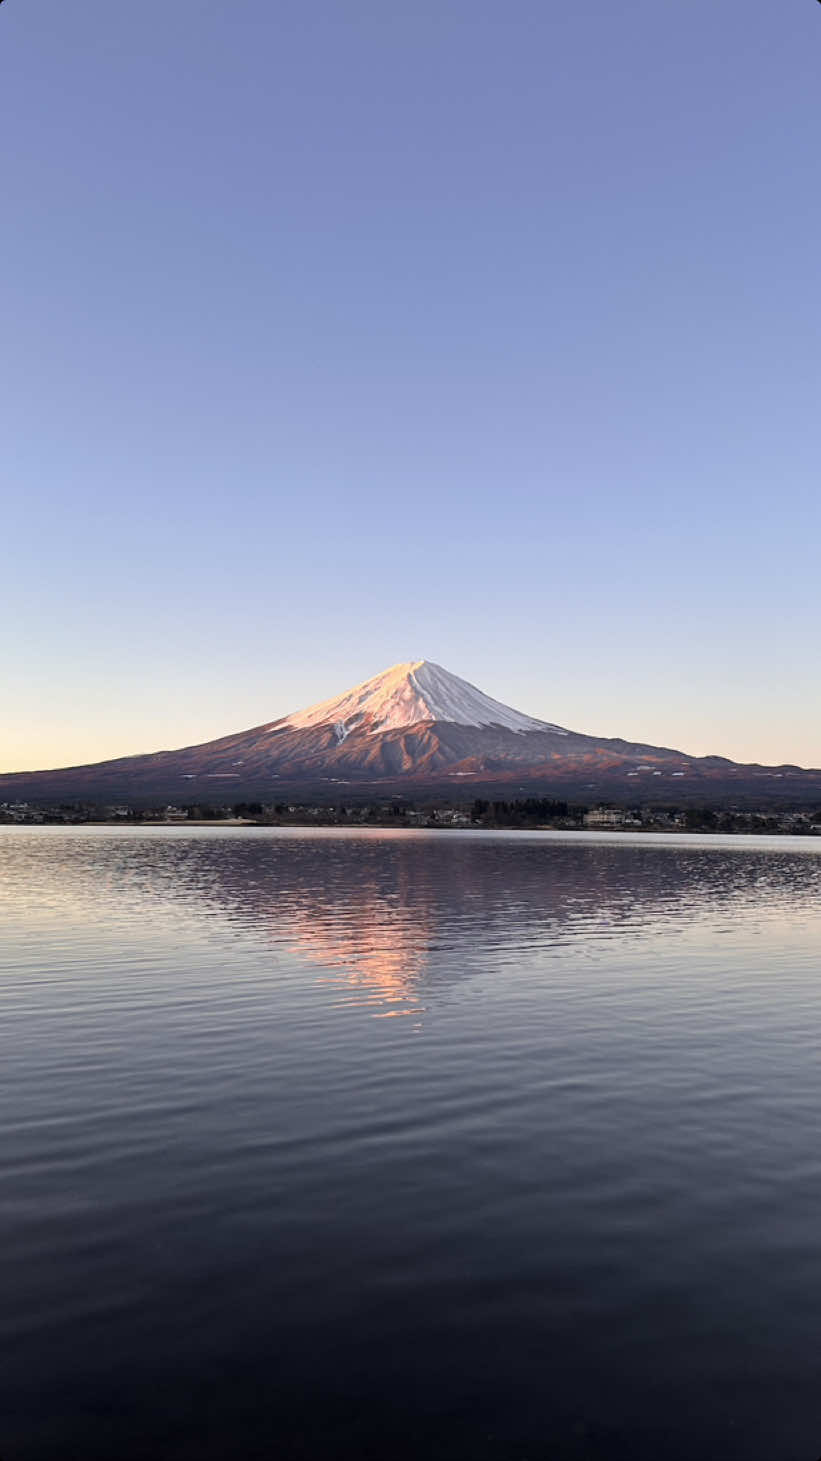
[281,660,562,740]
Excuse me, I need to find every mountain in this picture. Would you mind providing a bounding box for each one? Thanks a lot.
[2,659,820,805]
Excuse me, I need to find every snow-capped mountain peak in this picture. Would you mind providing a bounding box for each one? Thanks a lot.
[6,657,821,802]
[279,660,563,738]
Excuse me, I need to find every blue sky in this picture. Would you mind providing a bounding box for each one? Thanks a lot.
[3,0,820,771]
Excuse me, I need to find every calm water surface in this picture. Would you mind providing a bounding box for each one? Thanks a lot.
[2,827,821,1460]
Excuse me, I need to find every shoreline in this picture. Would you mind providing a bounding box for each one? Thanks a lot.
[3,821,821,847]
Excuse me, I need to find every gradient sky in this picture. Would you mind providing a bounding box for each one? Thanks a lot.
[3,0,820,772]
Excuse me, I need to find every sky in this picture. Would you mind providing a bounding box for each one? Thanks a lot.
[3,0,820,772]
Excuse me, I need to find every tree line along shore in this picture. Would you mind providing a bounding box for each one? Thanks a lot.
[3,796,821,835]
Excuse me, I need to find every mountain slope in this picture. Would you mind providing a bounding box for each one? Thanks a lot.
[1,660,819,804]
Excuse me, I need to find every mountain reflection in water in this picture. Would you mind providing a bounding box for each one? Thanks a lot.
[8,826,821,1012]
[3,828,821,1461]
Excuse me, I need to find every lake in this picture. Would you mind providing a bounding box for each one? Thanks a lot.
[2,826,821,1460]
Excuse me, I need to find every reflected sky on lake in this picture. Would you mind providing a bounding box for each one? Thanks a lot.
[3,829,821,1461]
[3,827,820,1021]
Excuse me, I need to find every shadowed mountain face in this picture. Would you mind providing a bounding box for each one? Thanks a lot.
[2,660,820,804]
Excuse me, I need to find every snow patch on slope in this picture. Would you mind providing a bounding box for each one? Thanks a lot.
[279,660,567,738]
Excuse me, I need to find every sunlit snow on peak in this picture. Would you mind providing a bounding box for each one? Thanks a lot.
[411,661,563,733]
[280,660,566,737]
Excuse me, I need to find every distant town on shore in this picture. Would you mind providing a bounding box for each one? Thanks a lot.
[3,796,821,836]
